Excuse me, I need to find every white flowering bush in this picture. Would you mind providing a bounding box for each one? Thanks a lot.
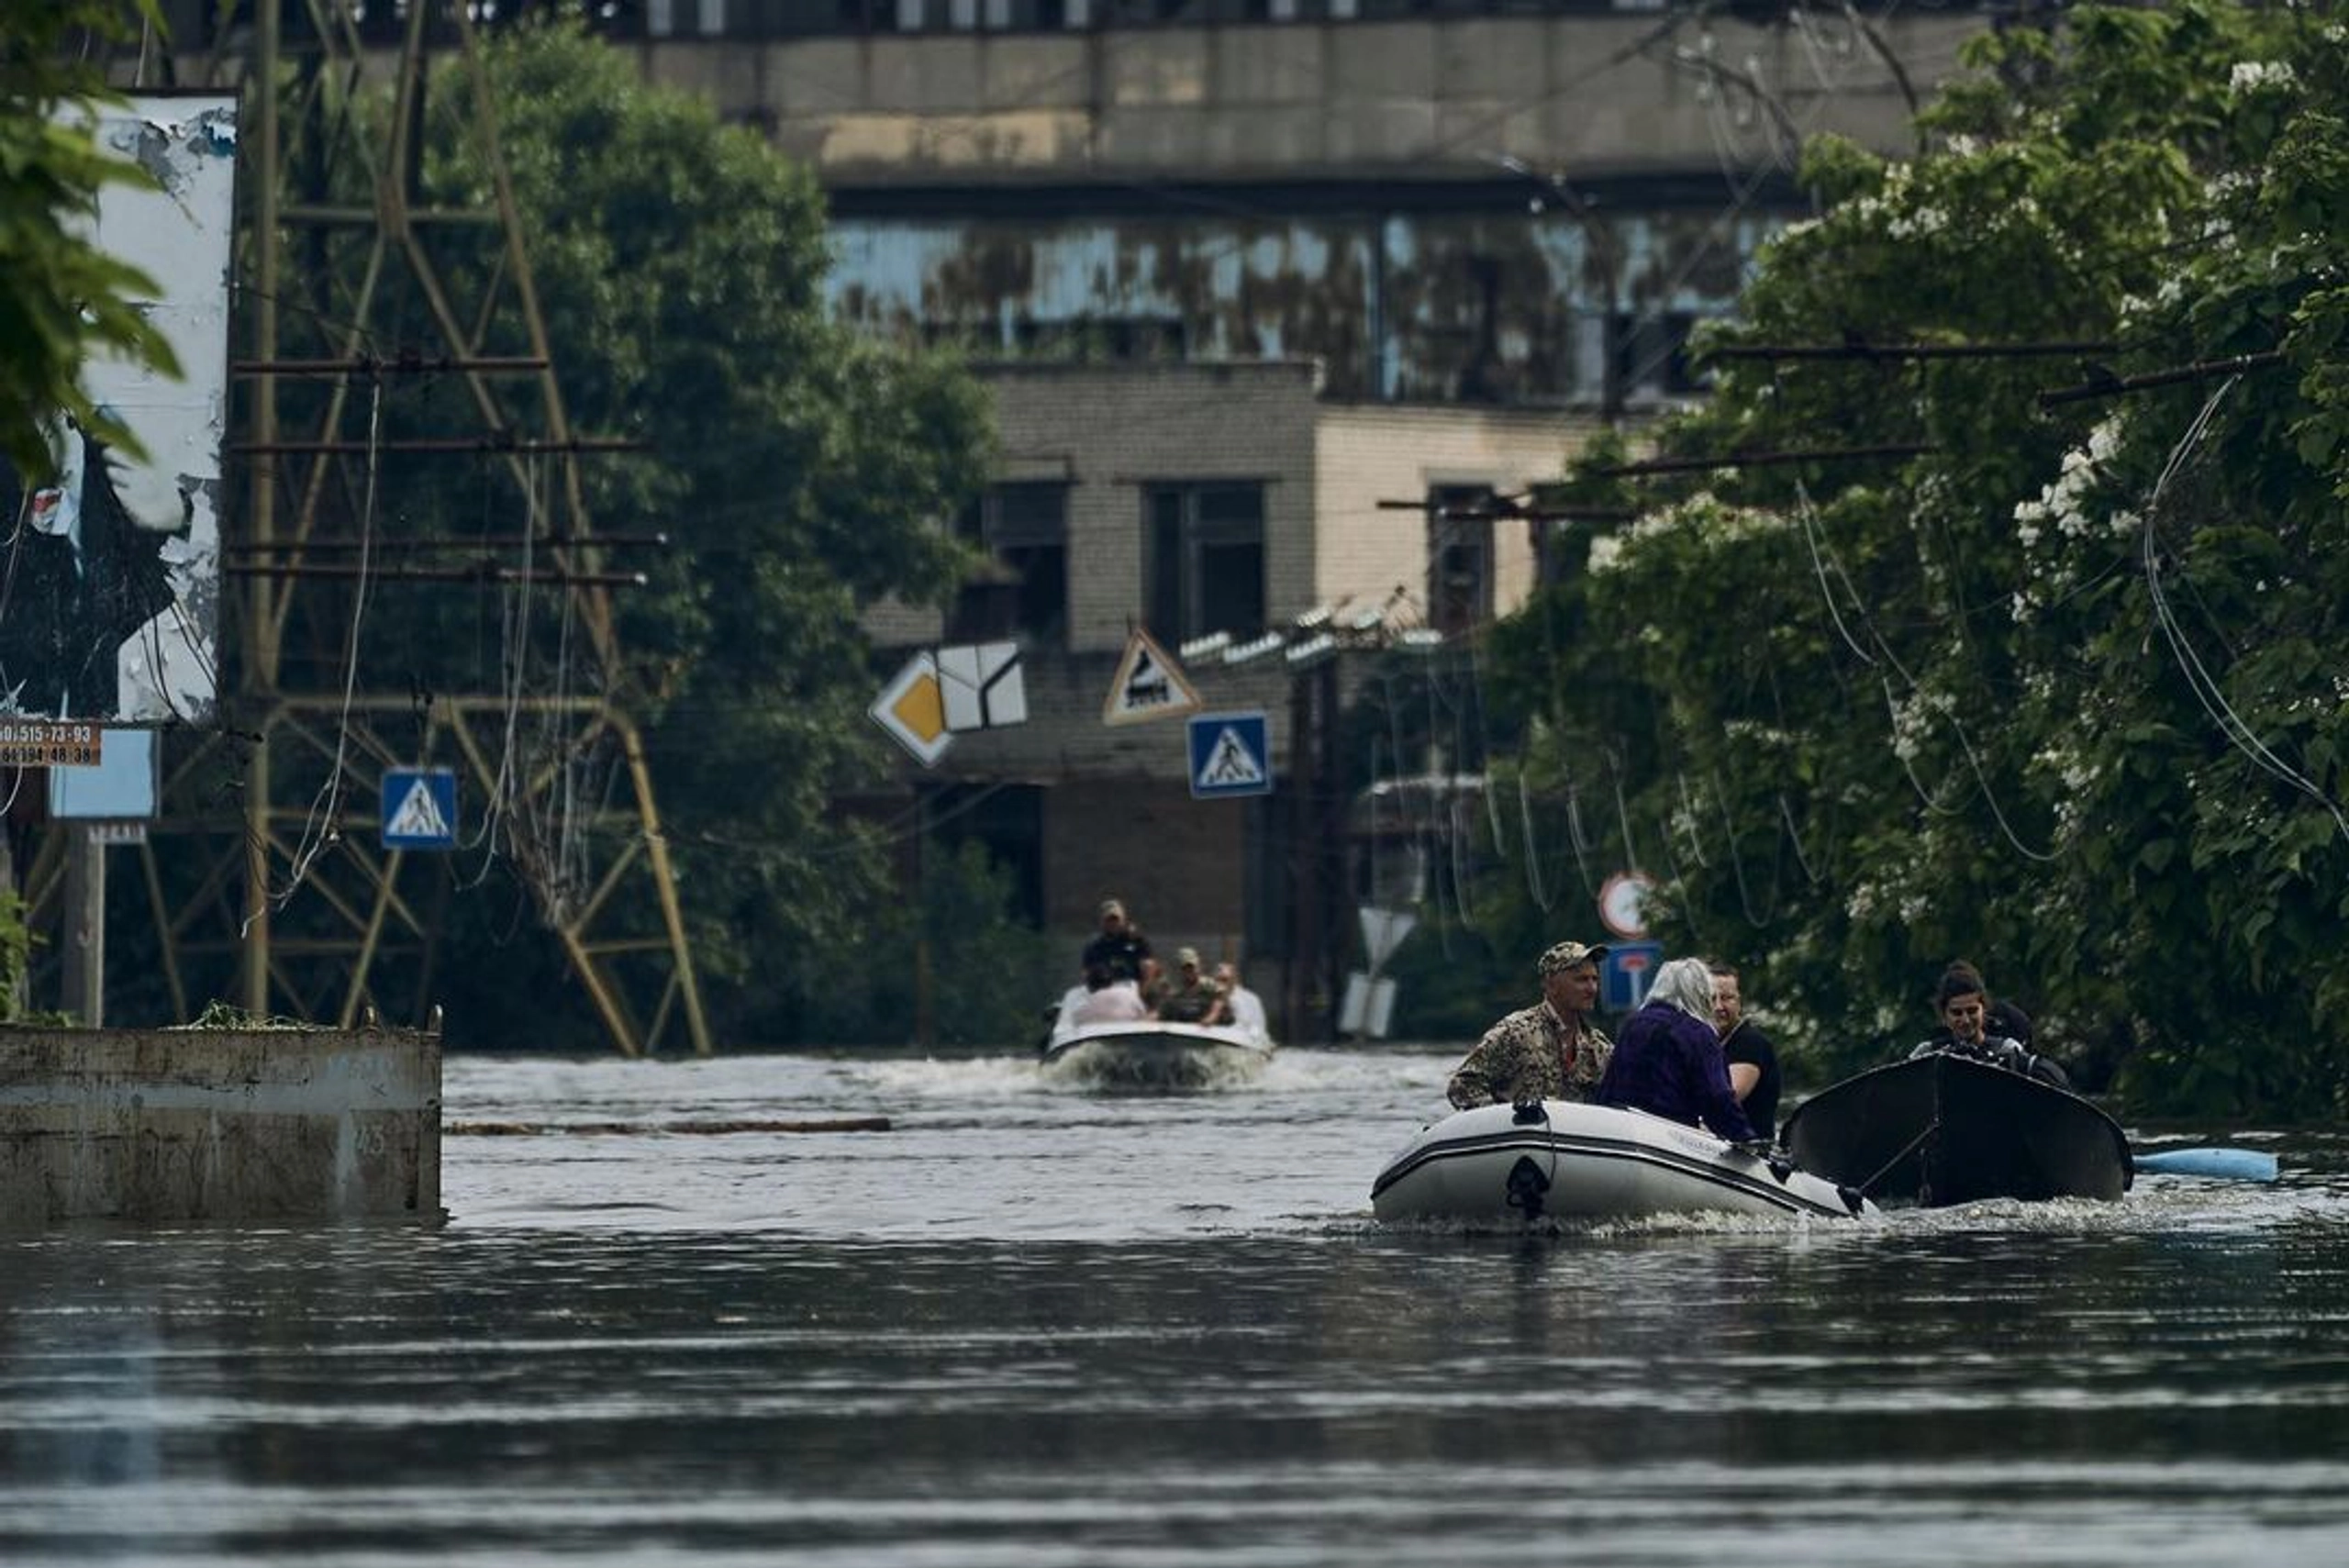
[1478,2,2349,1113]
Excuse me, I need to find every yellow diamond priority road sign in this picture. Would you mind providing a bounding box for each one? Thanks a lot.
[870,652,954,767]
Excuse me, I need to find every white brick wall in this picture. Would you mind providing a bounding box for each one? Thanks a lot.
[862,362,1608,782]
[1314,403,1604,620]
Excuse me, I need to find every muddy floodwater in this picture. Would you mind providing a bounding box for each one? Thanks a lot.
[4,1048,2343,1565]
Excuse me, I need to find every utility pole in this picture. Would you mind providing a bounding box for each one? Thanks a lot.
[61,829,105,1027]
[242,0,281,1018]
[1280,651,1346,1044]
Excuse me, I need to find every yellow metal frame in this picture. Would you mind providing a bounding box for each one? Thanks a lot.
[86,0,712,1054]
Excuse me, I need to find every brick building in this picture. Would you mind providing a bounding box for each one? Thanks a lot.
[862,359,1594,1035]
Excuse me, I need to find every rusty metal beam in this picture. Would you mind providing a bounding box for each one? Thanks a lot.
[144,2,709,1057]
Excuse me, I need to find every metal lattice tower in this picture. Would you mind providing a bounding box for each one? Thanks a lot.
[43,1,712,1054]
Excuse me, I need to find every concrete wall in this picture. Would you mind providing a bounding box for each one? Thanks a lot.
[1046,778,1248,948]
[639,14,1982,187]
[0,1025,441,1224]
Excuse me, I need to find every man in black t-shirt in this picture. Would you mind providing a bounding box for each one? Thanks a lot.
[1079,897,1157,992]
[1709,963,1782,1142]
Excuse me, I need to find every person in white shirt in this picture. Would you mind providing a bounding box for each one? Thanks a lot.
[1213,962,1269,1040]
[1070,962,1149,1027]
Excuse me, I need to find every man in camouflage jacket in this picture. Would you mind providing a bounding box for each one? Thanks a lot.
[1446,940,1614,1110]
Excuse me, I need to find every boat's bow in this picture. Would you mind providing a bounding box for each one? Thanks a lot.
[1783,1052,2132,1207]
[1040,1018,1275,1089]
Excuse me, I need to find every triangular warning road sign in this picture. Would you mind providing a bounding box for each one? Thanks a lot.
[388,779,451,840]
[1102,628,1202,727]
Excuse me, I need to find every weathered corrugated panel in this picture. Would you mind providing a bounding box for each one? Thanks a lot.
[829,208,1775,404]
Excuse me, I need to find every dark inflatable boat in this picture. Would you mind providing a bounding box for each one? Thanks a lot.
[1783,1051,2133,1207]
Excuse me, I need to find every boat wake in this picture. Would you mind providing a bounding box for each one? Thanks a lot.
[1041,1039,1269,1094]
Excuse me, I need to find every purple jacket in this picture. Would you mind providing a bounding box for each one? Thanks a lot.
[1596,999,1755,1141]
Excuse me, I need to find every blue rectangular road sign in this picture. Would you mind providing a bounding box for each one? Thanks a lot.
[1601,940,1665,1013]
[1186,711,1273,799]
[381,766,458,851]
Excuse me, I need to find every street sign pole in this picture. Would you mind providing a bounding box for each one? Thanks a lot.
[62,827,106,1027]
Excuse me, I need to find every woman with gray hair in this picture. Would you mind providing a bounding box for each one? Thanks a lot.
[1596,956,1756,1141]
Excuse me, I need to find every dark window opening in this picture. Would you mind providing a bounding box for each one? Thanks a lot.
[952,483,1070,647]
[930,782,1046,927]
[1614,310,1709,402]
[1143,482,1266,646]
[1426,482,1494,635]
[1013,316,1188,362]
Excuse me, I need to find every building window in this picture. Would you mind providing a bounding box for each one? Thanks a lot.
[1144,483,1266,645]
[646,0,726,35]
[1615,310,1709,403]
[1013,315,1187,361]
[953,483,1070,646]
[1427,482,1494,636]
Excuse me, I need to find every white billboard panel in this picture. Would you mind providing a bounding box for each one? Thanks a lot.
[0,93,236,723]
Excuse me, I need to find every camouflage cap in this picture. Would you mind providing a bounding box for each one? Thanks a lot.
[1538,940,1609,976]
[1176,946,1202,968]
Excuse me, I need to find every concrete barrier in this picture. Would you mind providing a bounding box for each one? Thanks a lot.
[0,1022,441,1224]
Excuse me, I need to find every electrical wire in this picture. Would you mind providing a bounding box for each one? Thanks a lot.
[263,376,384,924]
[2140,377,2349,844]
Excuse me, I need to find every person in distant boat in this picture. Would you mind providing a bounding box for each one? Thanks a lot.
[1922,959,2034,1048]
[1213,961,1268,1039]
[1598,956,1755,1140]
[1153,947,1229,1025]
[1445,940,1614,1110]
[1070,961,1149,1027]
[1710,962,1782,1142]
[1081,897,1158,993]
[1910,966,2069,1087]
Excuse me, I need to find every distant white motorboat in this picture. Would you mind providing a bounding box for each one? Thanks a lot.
[1040,1015,1276,1091]
[1371,1099,1874,1225]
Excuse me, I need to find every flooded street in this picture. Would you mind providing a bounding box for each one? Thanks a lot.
[5,1047,2347,1565]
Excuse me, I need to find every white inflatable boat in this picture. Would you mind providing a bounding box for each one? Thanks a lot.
[1371,1099,1875,1224]
[1040,1018,1275,1090]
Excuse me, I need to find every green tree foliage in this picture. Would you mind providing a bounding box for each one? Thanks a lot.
[0,2,174,1017]
[795,840,1061,1049]
[0,1,179,477]
[1482,3,2349,1117]
[267,22,993,1046]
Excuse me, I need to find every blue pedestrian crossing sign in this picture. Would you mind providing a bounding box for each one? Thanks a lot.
[382,767,458,851]
[1187,711,1273,799]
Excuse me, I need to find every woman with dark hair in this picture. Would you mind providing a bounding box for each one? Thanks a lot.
[1597,956,1754,1141]
[1925,960,2035,1048]
[1910,965,2069,1087]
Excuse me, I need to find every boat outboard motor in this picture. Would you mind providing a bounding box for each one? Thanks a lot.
[1503,1104,1553,1218]
[1504,1155,1552,1219]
